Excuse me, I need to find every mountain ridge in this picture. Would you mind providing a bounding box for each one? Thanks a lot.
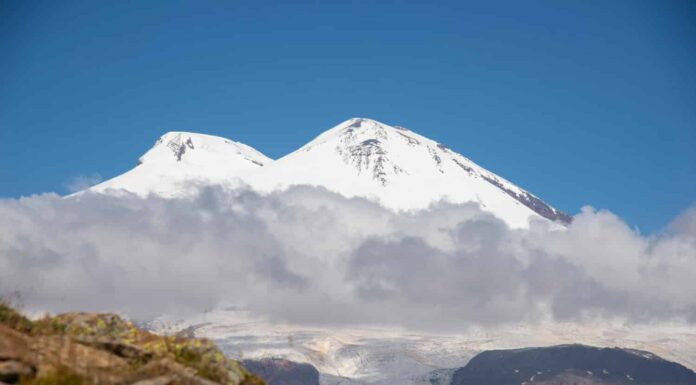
[87,118,571,228]
[451,344,696,385]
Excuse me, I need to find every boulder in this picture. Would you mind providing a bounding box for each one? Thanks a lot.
[0,361,34,383]
[0,305,266,385]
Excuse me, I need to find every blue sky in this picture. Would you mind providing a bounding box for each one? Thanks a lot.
[1,0,694,233]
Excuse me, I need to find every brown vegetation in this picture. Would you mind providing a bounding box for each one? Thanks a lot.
[0,303,264,385]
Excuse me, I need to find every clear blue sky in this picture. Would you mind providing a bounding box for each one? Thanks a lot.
[1,0,694,233]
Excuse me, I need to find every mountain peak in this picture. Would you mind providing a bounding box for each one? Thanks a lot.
[140,131,271,167]
[341,117,382,125]
[88,131,271,197]
[343,117,386,128]
[301,118,410,153]
[337,117,409,135]
[262,118,571,226]
[89,119,571,227]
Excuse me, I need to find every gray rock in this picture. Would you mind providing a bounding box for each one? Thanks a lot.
[130,374,176,385]
[242,358,319,385]
[0,360,34,383]
[451,344,696,385]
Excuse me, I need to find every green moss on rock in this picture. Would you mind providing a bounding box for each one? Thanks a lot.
[0,305,265,385]
[0,302,34,334]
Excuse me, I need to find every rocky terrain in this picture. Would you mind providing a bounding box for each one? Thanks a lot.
[451,344,696,385]
[0,303,265,385]
[151,307,696,385]
[4,302,696,385]
[242,358,319,385]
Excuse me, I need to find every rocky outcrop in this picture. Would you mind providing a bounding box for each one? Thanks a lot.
[0,303,264,385]
[451,344,696,385]
[241,358,319,385]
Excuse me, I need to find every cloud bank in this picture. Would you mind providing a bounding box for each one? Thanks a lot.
[1,187,695,330]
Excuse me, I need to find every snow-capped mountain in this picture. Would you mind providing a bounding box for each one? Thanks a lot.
[250,118,570,227]
[91,131,271,197]
[87,118,570,227]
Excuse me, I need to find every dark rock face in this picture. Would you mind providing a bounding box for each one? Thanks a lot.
[480,174,573,224]
[166,136,195,161]
[242,358,319,385]
[451,344,696,385]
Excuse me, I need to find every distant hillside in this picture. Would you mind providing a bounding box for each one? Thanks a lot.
[242,358,319,385]
[451,344,696,385]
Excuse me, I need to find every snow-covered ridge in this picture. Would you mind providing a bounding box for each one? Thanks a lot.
[138,131,271,167]
[90,131,270,197]
[87,118,570,227]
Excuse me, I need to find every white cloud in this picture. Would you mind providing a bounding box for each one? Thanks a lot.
[64,173,103,193]
[0,187,695,329]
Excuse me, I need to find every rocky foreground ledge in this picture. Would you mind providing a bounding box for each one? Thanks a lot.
[0,303,265,385]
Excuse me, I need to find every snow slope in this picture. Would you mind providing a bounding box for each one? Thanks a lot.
[149,307,696,385]
[87,118,570,227]
[90,131,271,197]
[250,118,569,227]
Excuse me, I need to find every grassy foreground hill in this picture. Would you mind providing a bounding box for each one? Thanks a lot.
[0,303,265,385]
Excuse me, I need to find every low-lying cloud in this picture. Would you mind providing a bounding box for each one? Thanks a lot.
[1,187,695,330]
[64,173,103,193]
